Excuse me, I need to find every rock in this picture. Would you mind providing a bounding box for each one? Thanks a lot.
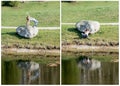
[75,20,100,34]
[16,16,38,38]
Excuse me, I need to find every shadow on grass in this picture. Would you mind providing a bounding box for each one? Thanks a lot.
[67,27,82,39]
[2,32,27,39]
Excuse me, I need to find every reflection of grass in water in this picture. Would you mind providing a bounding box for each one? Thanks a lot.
[91,55,117,62]
[62,25,118,46]
[2,29,60,49]
[2,60,21,84]
[62,58,80,84]
[2,54,59,64]
[62,52,118,62]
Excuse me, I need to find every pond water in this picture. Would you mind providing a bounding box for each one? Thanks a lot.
[62,54,119,85]
[2,56,60,85]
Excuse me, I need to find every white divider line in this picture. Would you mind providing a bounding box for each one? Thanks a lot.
[1,26,60,30]
[2,26,17,29]
[38,27,60,30]
[1,23,118,29]
[62,23,119,25]
[62,23,76,25]
[100,23,118,25]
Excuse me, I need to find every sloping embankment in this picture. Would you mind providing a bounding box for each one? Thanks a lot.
[62,45,118,53]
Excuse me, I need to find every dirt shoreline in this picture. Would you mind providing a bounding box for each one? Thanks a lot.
[2,48,60,56]
[2,44,118,55]
[62,45,118,53]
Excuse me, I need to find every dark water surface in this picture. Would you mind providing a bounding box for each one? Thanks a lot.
[2,56,60,85]
[62,54,119,85]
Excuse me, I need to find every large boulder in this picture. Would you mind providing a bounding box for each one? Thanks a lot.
[75,20,100,34]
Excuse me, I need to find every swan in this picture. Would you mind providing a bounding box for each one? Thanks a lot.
[16,16,39,38]
[75,20,100,38]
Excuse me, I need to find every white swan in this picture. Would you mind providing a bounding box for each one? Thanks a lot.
[16,16,38,38]
[75,20,100,34]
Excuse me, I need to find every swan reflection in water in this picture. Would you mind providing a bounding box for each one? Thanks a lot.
[17,60,40,84]
[77,56,101,70]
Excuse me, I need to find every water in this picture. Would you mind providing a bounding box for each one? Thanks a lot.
[62,54,119,85]
[2,56,60,85]
[2,53,119,85]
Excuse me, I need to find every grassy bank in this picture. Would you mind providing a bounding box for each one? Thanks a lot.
[2,53,60,64]
[2,1,60,27]
[62,52,118,62]
[62,25,118,46]
[2,29,60,49]
[62,1,118,23]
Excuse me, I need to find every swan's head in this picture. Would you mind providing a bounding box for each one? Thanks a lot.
[26,16,30,21]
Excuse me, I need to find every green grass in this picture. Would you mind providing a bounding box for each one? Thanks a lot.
[2,1,60,27]
[2,29,60,49]
[62,1,118,23]
[62,25,118,46]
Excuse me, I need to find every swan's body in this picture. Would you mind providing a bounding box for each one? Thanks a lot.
[75,20,100,34]
[16,16,38,38]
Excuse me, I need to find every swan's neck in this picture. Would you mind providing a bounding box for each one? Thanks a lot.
[26,20,30,27]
